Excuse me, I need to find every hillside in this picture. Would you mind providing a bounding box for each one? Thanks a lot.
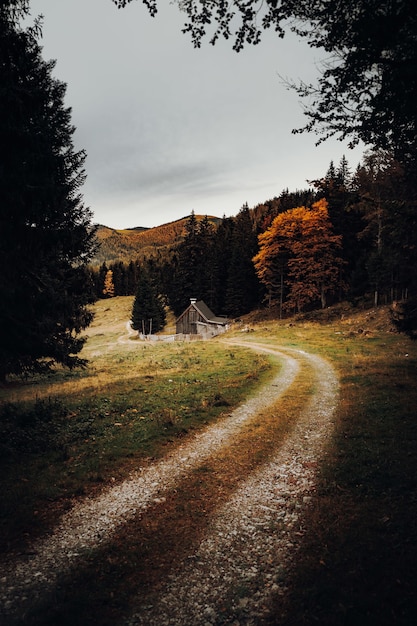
[92,215,221,265]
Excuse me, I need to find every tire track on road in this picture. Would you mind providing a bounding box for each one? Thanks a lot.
[0,345,299,621]
[126,343,339,625]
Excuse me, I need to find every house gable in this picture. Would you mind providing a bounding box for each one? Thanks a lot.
[175,298,228,336]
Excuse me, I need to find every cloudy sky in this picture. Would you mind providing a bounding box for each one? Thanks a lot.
[28,0,365,229]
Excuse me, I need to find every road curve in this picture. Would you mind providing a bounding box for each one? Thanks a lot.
[126,342,339,625]
[0,342,338,625]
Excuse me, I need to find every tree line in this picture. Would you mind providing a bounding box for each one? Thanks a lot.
[1,0,416,378]
[111,0,417,336]
[89,151,417,331]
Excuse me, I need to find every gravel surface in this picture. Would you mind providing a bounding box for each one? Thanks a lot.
[0,342,338,625]
[126,347,339,625]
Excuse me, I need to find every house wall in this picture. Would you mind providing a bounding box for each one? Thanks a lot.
[176,307,203,334]
[176,303,228,337]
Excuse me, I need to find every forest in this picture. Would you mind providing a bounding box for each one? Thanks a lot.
[89,152,417,329]
[2,0,416,378]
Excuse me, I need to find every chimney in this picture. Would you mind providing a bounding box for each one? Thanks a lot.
[190,298,197,304]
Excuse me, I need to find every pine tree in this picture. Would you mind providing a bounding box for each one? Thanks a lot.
[196,215,216,308]
[310,157,364,298]
[168,212,200,315]
[353,151,417,305]
[0,2,97,378]
[131,270,166,335]
[211,215,235,314]
[225,204,261,316]
[167,212,216,316]
[127,260,139,295]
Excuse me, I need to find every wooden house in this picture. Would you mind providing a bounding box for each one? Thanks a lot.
[175,298,229,338]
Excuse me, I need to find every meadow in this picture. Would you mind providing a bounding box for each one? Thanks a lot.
[0,297,272,551]
[1,296,417,624]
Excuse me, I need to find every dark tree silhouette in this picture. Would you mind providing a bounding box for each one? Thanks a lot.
[0,1,97,378]
[225,204,261,317]
[131,269,166,335]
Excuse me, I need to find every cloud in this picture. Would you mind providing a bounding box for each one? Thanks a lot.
[30,0,365,229]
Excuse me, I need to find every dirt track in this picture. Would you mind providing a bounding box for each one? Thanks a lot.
[0,341,338,625]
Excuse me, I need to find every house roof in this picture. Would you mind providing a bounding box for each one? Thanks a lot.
[194,300,228,325]
[176,299,228,325]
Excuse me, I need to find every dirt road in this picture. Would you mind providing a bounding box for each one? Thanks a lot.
[0,341,338,625]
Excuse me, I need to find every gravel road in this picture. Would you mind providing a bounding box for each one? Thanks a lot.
[0,341,338,625]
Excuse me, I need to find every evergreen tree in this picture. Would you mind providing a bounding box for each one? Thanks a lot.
[97,263,109,298]
[0,2,97,378]
[310,157,364,299]
[194,215,216,308]
[336,155,351,188]
[108,262,121,296]
[169,212,200,315]
[312,158,354,235]
[167,212,216,316]
[353,151,417,305]
[127,260,140,295]
[131,270,166,335]
[277,189,317,214]
[211,215,235,314]
[87,265,102,300]
[225,204,261,316]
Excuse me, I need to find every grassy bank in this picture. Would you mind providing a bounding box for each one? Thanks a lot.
[227,306,417,625]
[0,297,272,552]
[1,298,416,624]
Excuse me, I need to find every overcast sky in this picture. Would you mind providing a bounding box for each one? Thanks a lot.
[28,0,365,229]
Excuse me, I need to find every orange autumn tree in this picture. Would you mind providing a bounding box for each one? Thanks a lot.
[253,211,295,318]
[253,199,345,313]
[102,269,115,298]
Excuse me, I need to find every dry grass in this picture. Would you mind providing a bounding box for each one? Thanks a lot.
[227,305,417,625]
[0,297,273,553]
[1,300,417,624]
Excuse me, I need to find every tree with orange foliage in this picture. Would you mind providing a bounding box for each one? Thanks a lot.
[253,214,292,318]
[254,199,344,313]
[102,269,115,298]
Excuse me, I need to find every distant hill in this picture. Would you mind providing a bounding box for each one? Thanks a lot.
[92,215,221,265]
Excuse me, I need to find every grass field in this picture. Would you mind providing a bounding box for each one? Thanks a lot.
[227,306,417,625]
[0,297,273,551]
[1,297,417,624]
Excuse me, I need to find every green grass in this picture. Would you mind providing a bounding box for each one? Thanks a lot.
[1,299,417,625]
[0,297,273,550]
[227,310,417,625]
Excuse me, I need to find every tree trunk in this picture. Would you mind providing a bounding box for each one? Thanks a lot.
[321,284,326,309]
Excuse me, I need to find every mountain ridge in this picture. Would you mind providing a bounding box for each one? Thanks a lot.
[92,214,221,265]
